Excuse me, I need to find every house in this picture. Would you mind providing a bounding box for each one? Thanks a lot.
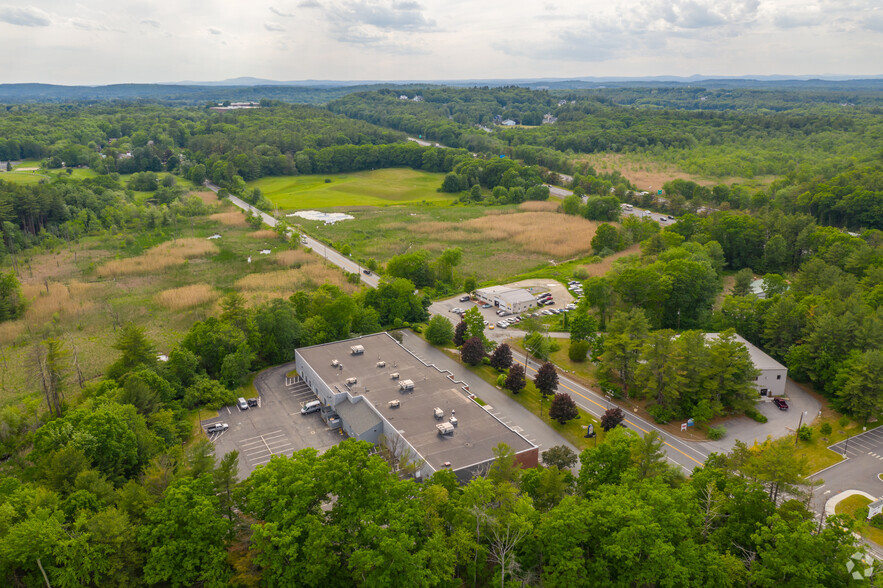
[399,95,409,100]
[475,286,537,314]
[705,333,788,397]
[501,119,517,126]
[295,333,538,482]
[542,113,557,124]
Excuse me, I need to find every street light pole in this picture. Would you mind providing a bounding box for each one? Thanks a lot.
[843,432,851,457]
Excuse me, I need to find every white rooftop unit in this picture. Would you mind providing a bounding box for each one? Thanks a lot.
[345,377,357,386]
[399,379,415,391]
[331,359,340,367]
[433,407,444,419]
[437,422,455,435]
[390,372,400,379]
[350,345,365,355]
[377,361,386,368]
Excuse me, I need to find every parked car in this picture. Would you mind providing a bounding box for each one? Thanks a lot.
[247,398,258,407]
[206,423,229,434]
[667,215,675,220]
[544,300,555,306]
[363,269,371,275]
[459,295,471,302]
[481,303,492,308]
[773,398,789,411]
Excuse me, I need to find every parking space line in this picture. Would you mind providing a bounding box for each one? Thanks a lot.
[239,431,283,444]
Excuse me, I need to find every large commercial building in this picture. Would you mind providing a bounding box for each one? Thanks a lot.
[706,333,788,397]
[295,333,538,481]
[475,286,537,314]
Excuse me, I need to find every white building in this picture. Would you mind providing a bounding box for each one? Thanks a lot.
[475,286,537,314]
[706,333,788,397]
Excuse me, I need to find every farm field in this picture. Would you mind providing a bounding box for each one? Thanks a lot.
[294,200,600,282]
[0,194,356,402]
[250,168,455,209]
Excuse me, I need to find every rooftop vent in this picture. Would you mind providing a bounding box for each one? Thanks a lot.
[436,422,455,435]
[377,361,386,368]
[351,345,364,355]
[331,359,340,367]
[399,379,415,392]
[433,407,444,420]
[388,399,400,408]
[346,377,357,386]
[390,372,400,380]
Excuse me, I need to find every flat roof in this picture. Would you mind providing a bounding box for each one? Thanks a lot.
[705,333,787,371]
[476,286,534,304]
[297,333,534,472]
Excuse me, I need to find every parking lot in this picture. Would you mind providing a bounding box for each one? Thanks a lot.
[201,363,344,478]
[428,279,577,331]
[829,426,883,459]
[809,426,883,513]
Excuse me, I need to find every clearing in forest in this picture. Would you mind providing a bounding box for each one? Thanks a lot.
[250,168,455,209]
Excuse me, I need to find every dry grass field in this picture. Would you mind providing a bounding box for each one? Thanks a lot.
[192,191,221,207]
[97,239,219,277]
[248,229,279,239]
[155,284,219,310]
[209,211,249,227]
[274,249,316,267]
[235,262,357,303]
[518,201,560,212]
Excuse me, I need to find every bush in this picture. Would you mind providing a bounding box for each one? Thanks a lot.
[707,426,726,440]
[647,404,674,424]
[870,514,883,530]
[745,407,768,423]
[838,415,851,428]
[798,425,813,442]
[855,506,870,522]
[572,268,589,280]
[568,340,591,362]
[821,422,833,436]
[496,374,506,387]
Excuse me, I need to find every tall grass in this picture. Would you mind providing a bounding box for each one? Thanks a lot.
[519,201,559,212]
[191,191,221,206]
[209,211,248,227]
[20,280,99,322]
[155,284,218,310]
[464,212,597,258]
[275,250,316,267]
[97,238,219,277]
[236,263,357,300]
[248,230,279,239]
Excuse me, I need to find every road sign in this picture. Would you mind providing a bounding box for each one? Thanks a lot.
[687,418,694,427]
[681,423,687,431]
[657,189,663,195]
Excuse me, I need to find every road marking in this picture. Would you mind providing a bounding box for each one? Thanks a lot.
[522,363,705,466]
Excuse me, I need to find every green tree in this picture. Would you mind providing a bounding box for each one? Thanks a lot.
[425,314,454,345]
[591,223,621,253]
[542,445,578,470]
[568,340,591,363]
[140,477,231,586]
[836,350,883,423]
[0,270,25,322]
[732,267,754,297]
[108,324,157,380]
[600,309,650,397]
[584,276,613,329]
[453,320,467,346]
[569,309,597,342]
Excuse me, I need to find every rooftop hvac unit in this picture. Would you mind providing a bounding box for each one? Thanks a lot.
[433,407,444,420]
[449,416,458,427]
[390,372,400,379]
[346,377,357,386]
[350,345,364,355]
[388,399,400,408]
[436,422,455,436]
[377,361,386,368]
[399,379,415,391]
[331,359,340,367]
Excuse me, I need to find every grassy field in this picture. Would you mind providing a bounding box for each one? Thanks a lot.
[0,172,48,184]
[0,194,357,404]
[296,201,600,282]
[250,168,456,209]
[834,494,883,547]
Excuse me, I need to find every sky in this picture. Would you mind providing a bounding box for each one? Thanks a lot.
[0,0,881,84]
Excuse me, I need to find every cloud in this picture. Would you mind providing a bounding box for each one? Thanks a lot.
[298,0,322,7]
[0,5,51,27]
[70,18,123,32]
[208,27,222,35]
[270,6,296,16]
[331,0,435,32]
[264,22,285,31]
[140,19,160,28]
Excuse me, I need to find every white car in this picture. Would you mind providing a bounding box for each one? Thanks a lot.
[206,423,229,434]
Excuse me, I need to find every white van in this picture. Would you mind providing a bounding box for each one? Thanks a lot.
[237,397,249,410]
[301,400,321,415]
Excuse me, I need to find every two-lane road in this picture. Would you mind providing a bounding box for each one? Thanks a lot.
[203,182,379,288]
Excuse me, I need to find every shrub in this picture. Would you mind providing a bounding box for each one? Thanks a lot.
[855,506,870,522]
[744,407,768,423]
[838,415,851,428]
[707,426,726,440]
[870,514,883,530]
[568,340,591,363]
[820,422,833,436]
[496,374,506,387]
[798,425,813,442]
[647,404,674,424]
[425,315,454,345]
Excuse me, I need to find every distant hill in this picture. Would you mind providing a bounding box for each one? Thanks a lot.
[0,77,880,104]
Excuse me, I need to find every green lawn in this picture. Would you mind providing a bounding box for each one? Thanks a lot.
[0,172,48,185]
[250,168,456,209]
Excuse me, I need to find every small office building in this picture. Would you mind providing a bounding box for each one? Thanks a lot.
[475,286,537,314]
[294,333,538,481]
[706,333,788,397]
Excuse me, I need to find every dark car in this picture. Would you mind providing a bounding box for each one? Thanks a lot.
[459,295,471,302]
[773,398,789,411]
[247,398,259,407]
[363,269,371,275]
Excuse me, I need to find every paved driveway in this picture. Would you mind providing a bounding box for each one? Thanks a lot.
[201,363,343,479]
[809,426,883,513]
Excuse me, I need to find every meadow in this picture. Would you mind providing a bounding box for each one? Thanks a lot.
[249,168,456,209]
[296,201,600,281]
[0,195,356,402]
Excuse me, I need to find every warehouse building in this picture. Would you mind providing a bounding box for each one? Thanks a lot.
[706,333,788,397]
[475,286,537,314]
[294,333,538,481]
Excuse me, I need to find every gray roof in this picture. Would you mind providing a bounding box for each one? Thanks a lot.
[334,399,382,436]
[476,286,535,304]
[705,333,787,371]
[297,333,535,472]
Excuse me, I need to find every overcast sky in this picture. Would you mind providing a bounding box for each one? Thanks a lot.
[1,0,881,84]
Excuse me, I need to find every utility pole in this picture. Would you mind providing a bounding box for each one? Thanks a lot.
[795,411,807,446]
